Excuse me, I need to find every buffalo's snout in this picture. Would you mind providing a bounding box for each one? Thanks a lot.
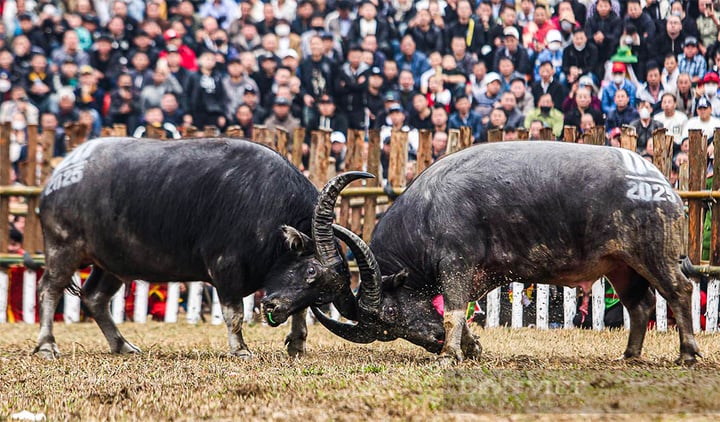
[260,298,289,327]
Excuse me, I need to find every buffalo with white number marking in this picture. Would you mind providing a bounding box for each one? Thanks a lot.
[34,137,371,358]
[310,142,702,365]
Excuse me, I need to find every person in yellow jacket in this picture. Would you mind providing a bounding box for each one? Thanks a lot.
[524,93,564,138]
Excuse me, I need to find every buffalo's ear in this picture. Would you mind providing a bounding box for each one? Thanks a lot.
[382,268,409,290]
[281,225,313,254]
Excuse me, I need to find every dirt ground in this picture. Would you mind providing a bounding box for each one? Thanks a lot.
[2,321,720,421]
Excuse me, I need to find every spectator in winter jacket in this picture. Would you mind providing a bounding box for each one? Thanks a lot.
[649,15,685,65]
[562,28,599,80]
[335,44,369,129]
[605,88,639,131]
[601,62,637,114]
[184,52,227,129]
[493,26,532,76]
[585,0,622,70]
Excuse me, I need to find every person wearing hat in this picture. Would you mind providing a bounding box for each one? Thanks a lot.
[475,72,503,122]
[700,72,720,116]
[336,44,369,129]
[682,95,720,141]
[584,0,622,69]
[493,25,532,76]
[449,94,483,142]
[159,27,198,72]
[562,28,599,82]
[88,34,123,91]
[365,67,387,128]
[532,29,564,83]
[263,95,301,136]
[129,30,160,66]
[600,62,636,114]
[74,64,106,114]
[223,57,259,119]
[678,36,707,83]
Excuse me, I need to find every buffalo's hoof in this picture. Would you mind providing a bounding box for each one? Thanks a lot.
[436,350,463,366]
[285,335,307,357]
[230,349,253,360]
[33,343,61,359]
[675,352,701,367]
[462,337,482,360]
[116,342,142,354]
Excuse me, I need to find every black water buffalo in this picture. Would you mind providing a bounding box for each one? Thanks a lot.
[34,137,371,358]
[312,141,702,365]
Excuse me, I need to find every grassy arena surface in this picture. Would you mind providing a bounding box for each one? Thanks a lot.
[2,322,720,420]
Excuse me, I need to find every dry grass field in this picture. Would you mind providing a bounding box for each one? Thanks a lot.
[2,321,720,421]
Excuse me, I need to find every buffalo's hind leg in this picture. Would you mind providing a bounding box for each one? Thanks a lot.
[286,310,308,357]
[82,269,141,354]
[437,259,475,364]
[34,249,79,358]
[648,265,701,365]
[606,265,655,361]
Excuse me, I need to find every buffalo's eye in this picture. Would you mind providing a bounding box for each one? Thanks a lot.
[306,266,317,278]
[386,306,397,319]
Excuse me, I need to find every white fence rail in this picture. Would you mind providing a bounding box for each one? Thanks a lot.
[0,268,718,332]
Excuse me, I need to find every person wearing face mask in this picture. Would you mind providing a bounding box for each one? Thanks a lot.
[600,62,637,114]
[605,88,639,133]
[699,72,720,116]
[562,28,598,80]
[533,30,564,83]
[524,93,564,138]
[629,100,663,153]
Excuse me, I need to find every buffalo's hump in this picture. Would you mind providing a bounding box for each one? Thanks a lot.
[40,137,318,284]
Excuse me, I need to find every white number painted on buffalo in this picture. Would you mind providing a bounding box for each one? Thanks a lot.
[44,140,101,196]
[617,149,678,203]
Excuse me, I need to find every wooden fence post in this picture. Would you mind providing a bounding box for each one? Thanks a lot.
[145,124,166,140]
[276,127,289,158]
[620,125,637,152]
[446,129,461,154]
[363,130,381,242]
[416,129,432,174]
[539,127,554,141]
[291,127,305,169]
[563,126,577,143]
[112,124,127,137]
[586,126,605,146]
[652,128,671,178]
[388,129,408,189]
[517,128,529,140]
[487,128,503,143]
[0,122,9,253]
[308,129,331,189]
[339,129,363,234]
[459,126,472,149]
[225,125,244,138]
[204,125,220,137]
[40,128,56,184]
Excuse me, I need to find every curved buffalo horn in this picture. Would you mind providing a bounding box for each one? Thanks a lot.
[331,224,382,312]
[312,172,374,267]
[311,306,377,344]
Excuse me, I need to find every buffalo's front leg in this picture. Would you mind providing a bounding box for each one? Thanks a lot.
[438,260,474,363]
[285,309,308,357]
[220,299,252,358]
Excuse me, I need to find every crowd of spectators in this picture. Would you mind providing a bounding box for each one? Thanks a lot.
[2,0,720,173]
